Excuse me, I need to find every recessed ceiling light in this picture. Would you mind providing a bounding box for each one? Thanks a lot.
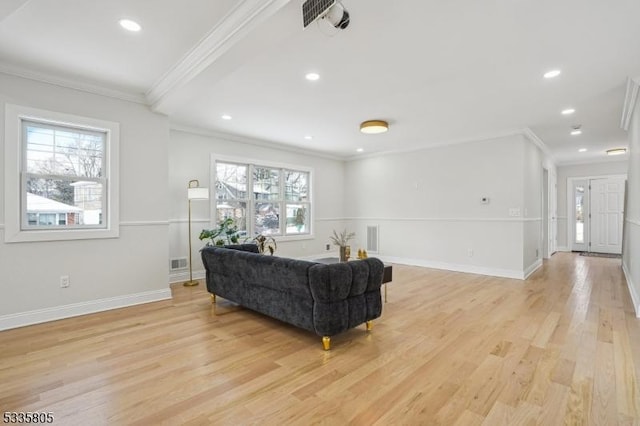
[607,148,627,156]
[119,19,141,32]
[562,108,575,115]
[571,125,582,136]
[356,148,364,153]
[544,69,561,79]
[305,72,320,81]
[304,135,313,140]
[578,148,587,152]
[221,114,232,120]
[360,120,389,134]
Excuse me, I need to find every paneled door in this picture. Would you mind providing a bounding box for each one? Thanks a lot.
[590,177,625,254]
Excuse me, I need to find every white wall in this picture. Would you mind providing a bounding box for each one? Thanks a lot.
[522,139,543,274]
[556,160,628,250]
[343,134,541,279]
[623,95,640,315]
[168,128,346,282]
[0,73,170,329]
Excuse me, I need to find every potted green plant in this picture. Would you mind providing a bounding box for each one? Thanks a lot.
[199,218,241,246]
[329,229,355,262]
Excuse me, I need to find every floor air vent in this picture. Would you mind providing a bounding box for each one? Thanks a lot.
[366,225,379,253]
[170,257,188,271]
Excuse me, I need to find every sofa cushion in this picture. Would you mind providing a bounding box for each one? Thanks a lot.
[308,263,353,302]
[202,247,313,299]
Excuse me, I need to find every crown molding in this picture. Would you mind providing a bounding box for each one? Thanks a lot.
[522,127,555,164]
[0,62,147,104]
[556,157,629,167]
[169,122,344,162]
[344,128,555,163]
[345,128,525,162]
[0,0,30,22]
[621,76,640,131]
[146,0,291,109]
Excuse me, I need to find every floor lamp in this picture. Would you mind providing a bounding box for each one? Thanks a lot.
[184,179,209,287]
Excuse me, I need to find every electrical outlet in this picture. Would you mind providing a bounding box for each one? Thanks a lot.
[468,248,474,257]
[60,275,70,288]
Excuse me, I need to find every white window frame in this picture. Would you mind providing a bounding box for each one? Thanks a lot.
[210,154,313,241]
[4,104,120,243]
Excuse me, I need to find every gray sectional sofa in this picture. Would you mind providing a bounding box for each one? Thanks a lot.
[200,244,384,350]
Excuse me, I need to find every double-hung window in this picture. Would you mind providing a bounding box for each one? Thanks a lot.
[4,104,119,242]
[213,157,312,239]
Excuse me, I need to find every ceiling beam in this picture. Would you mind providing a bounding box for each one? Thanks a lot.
[147,0,292,111]
[621,76,640,131]
[0,0,30,23]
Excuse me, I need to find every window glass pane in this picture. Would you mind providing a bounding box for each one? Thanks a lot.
[255,202,280,235]
[285,171,309,202]
[253,167,280,201]
[285,204,309,234]
[216,201,247,236]
[575,185,584,244]
[25,177,103,227]
[25,123,104,178]
[216,163,247,200]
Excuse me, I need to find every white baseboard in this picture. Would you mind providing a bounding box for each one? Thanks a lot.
[377,256,528,280]
[556,246,570,252]
[524,259,543,279]
[623,261,640,318]
[0,289,172,331]
[169,269,206,284]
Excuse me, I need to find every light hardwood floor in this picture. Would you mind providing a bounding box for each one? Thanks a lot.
[1,252,639,425]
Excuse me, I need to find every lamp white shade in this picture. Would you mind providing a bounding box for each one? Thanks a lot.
[188,187,209,200]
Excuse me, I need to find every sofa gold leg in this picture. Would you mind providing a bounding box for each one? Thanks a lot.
[210,293,216,304]
[322,336,331,351]
[366,320,373,331]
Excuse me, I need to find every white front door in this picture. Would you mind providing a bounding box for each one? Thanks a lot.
[572,179,589,252]
[590,177,625,254]
[550,174,558,254]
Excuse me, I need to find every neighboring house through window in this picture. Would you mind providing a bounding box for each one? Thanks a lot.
[212,156,312,239]
[4,104,119,242]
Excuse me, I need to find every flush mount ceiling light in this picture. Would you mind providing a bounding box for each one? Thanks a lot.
[360,120,388,134]
[562,108,575,115]
[544,69,561,79]
[304,135,313,140]
[571,125,582,136]
[119,19,141,32]
[221,114,232,120]
[606,148,627,156]
[305,72,320,81]
[356,148,364,152]
[579,148,587,152]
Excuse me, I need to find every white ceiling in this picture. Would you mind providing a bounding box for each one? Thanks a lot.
[1,0,639,163]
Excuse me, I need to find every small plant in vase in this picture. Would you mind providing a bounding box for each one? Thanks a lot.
[253,234,277,255]
[329,229,355,262]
